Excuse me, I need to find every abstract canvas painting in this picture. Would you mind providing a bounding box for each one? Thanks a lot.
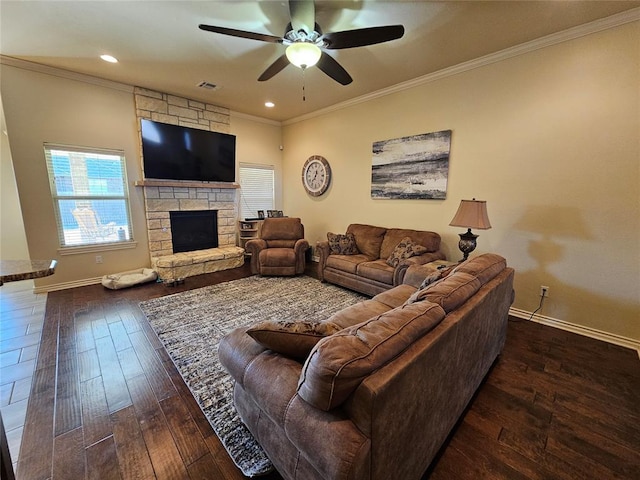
[371,130,451,199]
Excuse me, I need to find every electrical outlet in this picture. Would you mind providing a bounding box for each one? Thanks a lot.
[540,285,549,298]
[95,255,103,264]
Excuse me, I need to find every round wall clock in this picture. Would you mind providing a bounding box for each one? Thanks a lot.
[302,155,331,197]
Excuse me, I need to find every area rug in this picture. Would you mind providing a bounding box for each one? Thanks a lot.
[139,275,366,477]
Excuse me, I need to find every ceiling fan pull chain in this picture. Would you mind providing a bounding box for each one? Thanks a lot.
[302,66,307,101]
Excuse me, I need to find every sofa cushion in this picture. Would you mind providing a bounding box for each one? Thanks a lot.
[405,271,482,313]
[356,260,394,285]
[261,217,304,240]
[259,248,296,267]
[297,301,446,411]
[454,253,506,285]
[247,320,343,359]
[380,229,441,259]
[265,239,297,249]
[326,253,370,274]
[385,237,429,267]
[346,224,387,259]
[327,232,359,255]
[325,300,393,330]
[372,284,417,309]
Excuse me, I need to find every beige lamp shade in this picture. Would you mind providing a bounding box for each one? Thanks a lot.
[449,199,491,230]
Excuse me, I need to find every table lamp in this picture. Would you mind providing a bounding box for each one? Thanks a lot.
[449,199,491,261]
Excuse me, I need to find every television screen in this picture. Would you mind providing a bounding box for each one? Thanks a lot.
[140,119,236,182]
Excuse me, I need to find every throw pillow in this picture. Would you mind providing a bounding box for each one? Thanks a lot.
[327,232,359,255]
[386,237,428,267]
[247,319,343,359]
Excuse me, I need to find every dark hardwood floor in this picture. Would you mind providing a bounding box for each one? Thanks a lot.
[11,263,640,479]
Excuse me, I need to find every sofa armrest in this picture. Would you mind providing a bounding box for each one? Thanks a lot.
[393,251,447,286]
[245,238,267,274]
[294,238,310,254]
[316,241,331,281]
[294,239,310,274]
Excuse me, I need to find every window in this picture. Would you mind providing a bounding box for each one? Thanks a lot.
[44,144,133,248]
[239,163,275,220]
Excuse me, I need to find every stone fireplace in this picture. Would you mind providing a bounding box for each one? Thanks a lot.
[140,183,236,258]
[134,87,245,280]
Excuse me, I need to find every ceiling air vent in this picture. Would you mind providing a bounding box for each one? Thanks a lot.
[196,81,220,91]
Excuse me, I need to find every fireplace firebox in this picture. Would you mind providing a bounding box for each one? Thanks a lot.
[170,210,218,253]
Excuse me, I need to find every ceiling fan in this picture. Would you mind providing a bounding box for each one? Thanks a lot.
[198,0,404,85]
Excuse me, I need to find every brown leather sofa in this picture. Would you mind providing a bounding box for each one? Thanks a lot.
[219,254,515,480]
[316,223,446,296]
[245,217,309,276]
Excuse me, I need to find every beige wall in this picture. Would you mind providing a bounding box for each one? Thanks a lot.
[281,22,640,341]
[1,66,149,289]
[1,97,30,260]
[229,113,284,210]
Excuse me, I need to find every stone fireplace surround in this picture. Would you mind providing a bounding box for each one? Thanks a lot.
[134,87,245,279]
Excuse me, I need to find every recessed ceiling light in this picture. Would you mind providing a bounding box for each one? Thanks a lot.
[265,102,275,108]
[100,54,118,63]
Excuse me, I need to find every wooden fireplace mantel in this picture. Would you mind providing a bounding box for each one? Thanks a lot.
[134,180,240,189]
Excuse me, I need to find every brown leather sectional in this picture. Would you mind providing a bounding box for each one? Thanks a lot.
[220,253,515,480]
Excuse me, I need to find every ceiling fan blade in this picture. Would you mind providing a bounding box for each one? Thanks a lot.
[258,54,291,82]
[322,25,404,49]
[288,0,315,34]
[316,52,352,85]
[199,24,283,44]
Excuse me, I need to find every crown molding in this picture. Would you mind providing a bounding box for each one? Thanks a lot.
[231,110,281,127]
[284,7,640,126]
[0,55,134,93]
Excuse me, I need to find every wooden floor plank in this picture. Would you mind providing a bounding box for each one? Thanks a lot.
[54,347,82,437]
[80,376,112,448]
[159,394,209,467]
[94,336,132,414]
[16,365,56,480]
[139,409,190,479]
[128,331,177,402]
[111,405,156,480]
[86,436,123,480]
[52,426,85,479]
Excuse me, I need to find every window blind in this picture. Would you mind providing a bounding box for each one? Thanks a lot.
[239,163,275,220]
[44,143,134,247]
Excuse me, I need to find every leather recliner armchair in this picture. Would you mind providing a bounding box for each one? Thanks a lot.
[245,217,309,276]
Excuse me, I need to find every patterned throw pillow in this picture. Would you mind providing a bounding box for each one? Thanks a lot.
[247,319,343,359]
[386,237,428,267]
[327,232,359,255]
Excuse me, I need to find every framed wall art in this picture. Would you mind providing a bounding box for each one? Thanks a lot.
[371,130,451,199]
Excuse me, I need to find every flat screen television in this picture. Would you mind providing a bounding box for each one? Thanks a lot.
[140,118,236,182]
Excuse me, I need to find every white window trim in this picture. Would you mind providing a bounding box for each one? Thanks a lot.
[44,142,135,250]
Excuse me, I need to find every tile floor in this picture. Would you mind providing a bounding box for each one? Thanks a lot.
[0,280,46,474]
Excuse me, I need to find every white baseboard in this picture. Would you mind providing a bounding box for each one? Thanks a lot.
[509,307,640,358]
[33,276,103,294]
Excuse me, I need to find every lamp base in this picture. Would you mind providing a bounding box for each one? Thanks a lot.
[457,228,479,262]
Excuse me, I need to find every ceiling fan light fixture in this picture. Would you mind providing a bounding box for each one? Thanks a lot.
[285,42,321,69]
